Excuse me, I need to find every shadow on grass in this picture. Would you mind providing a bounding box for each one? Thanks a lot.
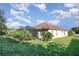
[45,43,66,56]
[0,36,66,56]
[0,36,79,56]
[65,37,79,56]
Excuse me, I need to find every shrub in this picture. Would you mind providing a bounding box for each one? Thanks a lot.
[41,31,53,41]
[0,30,6,35]
[7,30,17,38]
[17,30,32,40]
[68,30,74,36]
[7,30,32,41]
[72,27,79,34]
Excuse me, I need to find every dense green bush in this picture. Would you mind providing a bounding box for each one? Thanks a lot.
[41,31,53,41]
[0,30,6,35]
[7,30,32,41]
[17,30,32,40]
[0,36,66,56]
[7,30,16,38]
[72,27,79,34]
[68,30,74,36]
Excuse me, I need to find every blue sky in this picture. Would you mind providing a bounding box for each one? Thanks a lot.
[0,3,79,29]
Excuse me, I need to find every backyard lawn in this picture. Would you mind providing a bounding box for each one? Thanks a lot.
[0,35,79,56]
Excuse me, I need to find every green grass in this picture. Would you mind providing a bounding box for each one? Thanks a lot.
[53,36,75,47]
[0,35,79,56]
[26,36,76,47]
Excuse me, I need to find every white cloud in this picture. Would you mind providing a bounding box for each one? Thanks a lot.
[50,4,79,20]
[6,21,23,29]
[10,9,24,16]
[10,3,30,12]
[51,10,63,14]
[6,16,31,29]
[7,3,32,29]
[75,16,79,20]
[34,3,47,12]
[7,17,13,22]
[37,20,45,23]
[50,8,79,19]
[75,16,79,24]
[14,15,31,23]
[36,19,60,25]
[64,3,77,8]
[48,20,60,25]
[19,17,31,23]
[69,8,79,14]
[27,16,31,19]
[50,10,71,19]
[10,16,31,23]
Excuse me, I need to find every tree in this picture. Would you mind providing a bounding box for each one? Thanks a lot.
[17,30,32,41]
[68,29,74,36]
[72,27,79,34]
[8,29,32,41]
[0,10,6,35]
[41,31,53,41]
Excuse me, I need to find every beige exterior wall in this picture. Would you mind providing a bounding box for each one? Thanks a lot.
[48,30,68,38]
[37,31,41,38]
[37,30,68,38]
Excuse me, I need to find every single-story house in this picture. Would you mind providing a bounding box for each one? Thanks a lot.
[31,22,68,38]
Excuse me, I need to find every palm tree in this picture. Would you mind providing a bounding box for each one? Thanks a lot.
[41,31,53,41]
[0,10,6,35]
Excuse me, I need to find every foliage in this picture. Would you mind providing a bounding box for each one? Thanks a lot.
[0,36,79,56]
[7,30,16,38]
[0,30,6,35]
[72,27,79,34]
[68,29,74,36]
[41,31,53,41]
[0,36,65,56]
[16,30,32,40]
[0,10,6,35]
[0,10,5,23]
[7,30,32,41]
[65,37,79,56]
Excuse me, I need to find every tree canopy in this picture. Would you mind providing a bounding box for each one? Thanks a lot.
[0,10,6,35]
[72,27,79,34]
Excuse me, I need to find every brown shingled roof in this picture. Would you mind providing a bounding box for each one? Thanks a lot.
[33,22,67,31]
